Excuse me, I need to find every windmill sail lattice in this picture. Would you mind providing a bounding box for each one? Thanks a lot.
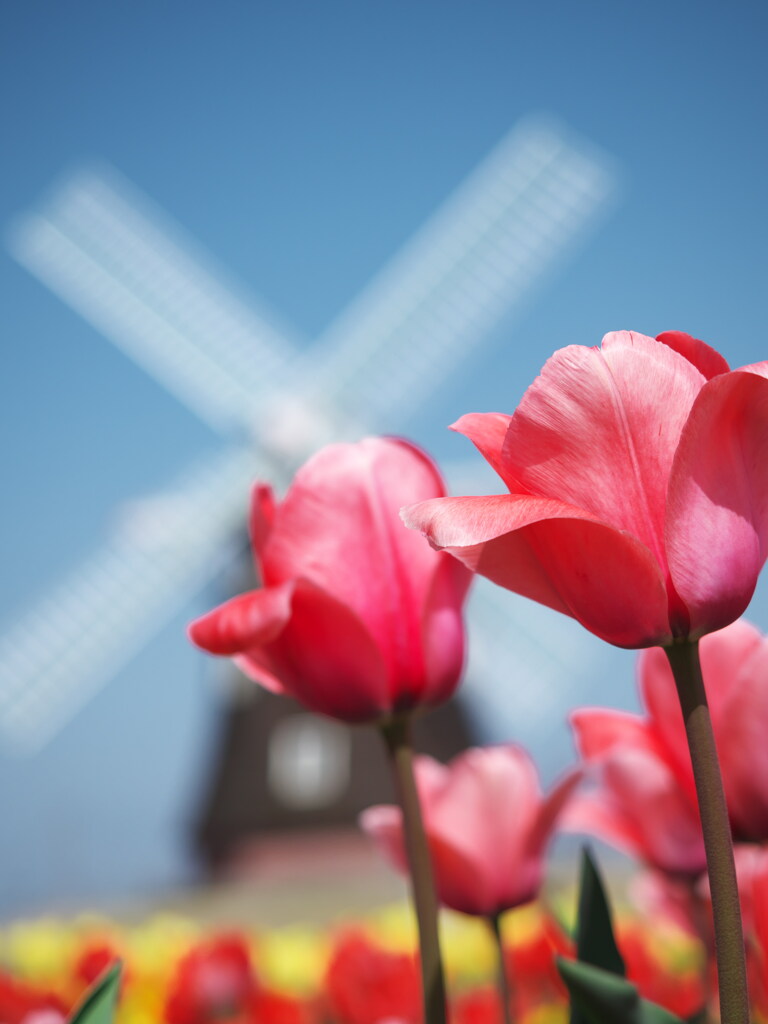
[2,116,617,752]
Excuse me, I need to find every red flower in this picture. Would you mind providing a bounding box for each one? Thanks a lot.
[164,934,257,1024]
[0,971,68,1024]
[403,331,768,648]
[189,438,471,722]
[619,922,705,1020]
[361,745,579,916]
[324,933,421,1024]
[569,619,768,873]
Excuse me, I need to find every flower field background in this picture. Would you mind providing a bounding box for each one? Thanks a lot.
[0,894,709,1024]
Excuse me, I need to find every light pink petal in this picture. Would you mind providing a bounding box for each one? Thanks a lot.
[187,583,293,655]
[267,579,389,722]
[525,768,583,861]
[640,622,764,805]
[666,369,768,637]
[416,554,472,707]
[265,438,450,685]
[600,749,705,876]
[359,805,408,874]
[655,331,731,379]
[499,332,705,572]
[714,638,768,839]
[425,746,542,909]
[360,794,495,916]
[560,788,649,860]
[571,708,657,760]
[450,412,513,485]
[403,494,671,647]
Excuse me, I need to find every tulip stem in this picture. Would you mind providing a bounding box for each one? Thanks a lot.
[489,913,514,1024]
[380,715,447,1024]
[665,640,749,1024]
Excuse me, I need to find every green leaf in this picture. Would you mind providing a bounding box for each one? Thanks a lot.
[574,847,625,977]
[68,963,121,1024]
[558,958,687,1024]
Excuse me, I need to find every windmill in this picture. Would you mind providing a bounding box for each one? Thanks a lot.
[1,115,616,769]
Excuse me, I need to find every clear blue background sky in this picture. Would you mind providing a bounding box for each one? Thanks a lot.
[1,0,767,915]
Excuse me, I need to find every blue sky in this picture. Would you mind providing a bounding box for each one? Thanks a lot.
[1,0,767,914]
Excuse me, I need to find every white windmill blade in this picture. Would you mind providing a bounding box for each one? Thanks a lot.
[7,166,302,436]
[0,446,262,752]
[304,116,618,424]
[7,116,616,441]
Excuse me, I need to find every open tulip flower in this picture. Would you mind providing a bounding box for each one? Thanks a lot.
[189,437,471,723]
[361,745,580,918]
[403,331,768,649]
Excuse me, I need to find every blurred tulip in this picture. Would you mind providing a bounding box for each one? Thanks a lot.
[189,438,470,723]
[403,331,768,648]
[570,619,768,871]
[164,933,257,1024]
[0,971,67,1024]
[568,707,706,877]
[641,619,768,842]
[618,921,705,1020]
[324,932,421,1024]
[361,746,579,917]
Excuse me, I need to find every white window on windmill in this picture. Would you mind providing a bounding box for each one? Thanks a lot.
[267,714,351,810]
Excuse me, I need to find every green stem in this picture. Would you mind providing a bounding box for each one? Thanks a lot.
[379,715,447,1024]
[489,913,514,1024]
[664,641,749,1024]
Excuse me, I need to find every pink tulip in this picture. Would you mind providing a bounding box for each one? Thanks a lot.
[568,707,706,877]
[569,618,768,872]
[403,331,768,648]
[188,438,471,723]
[361,745,580,917]
[640,618,768,842]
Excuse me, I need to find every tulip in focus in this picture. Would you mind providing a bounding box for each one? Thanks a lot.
[189,437,471,723]
[570,619,768,872]
[361,745,579,918]
[404,331,768,648]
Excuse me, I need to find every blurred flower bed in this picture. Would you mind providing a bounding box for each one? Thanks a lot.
[0,898,706,1024]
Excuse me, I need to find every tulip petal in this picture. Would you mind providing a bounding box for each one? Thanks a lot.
[249,483,276,571]
[403,494,671,647]
[714,638,768,839]
[565,750,705,876]
[266,579,389,722]
[666,367,768,636]
[656,331,731,379]
[359,805,408,874]
[264,438,450,685]
[188,583,293,656]
[640,621,764,800]
[361,795,497,916]
[451,412,513,485]
[417,554,472,707]
[499,332,705,570]
[526,767,582,860]
[571,708,658,760]
[426,746,542,909]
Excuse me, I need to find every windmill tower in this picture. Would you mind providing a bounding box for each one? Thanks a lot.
[1,116,617,882]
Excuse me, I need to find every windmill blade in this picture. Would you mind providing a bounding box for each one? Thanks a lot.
[1,118,619,753]
[0,447,262,752]
[304,116,618,425]
[7,166,301,435]
[8,117,616,441]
